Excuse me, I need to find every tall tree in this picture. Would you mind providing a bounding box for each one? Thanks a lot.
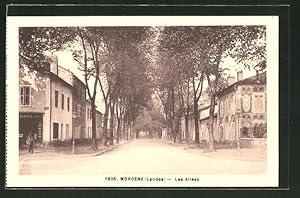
[19,27,75,72]
[72,27,105,150]
[201,26,266,151]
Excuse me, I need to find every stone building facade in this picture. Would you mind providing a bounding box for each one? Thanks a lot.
[180,71,267,147]
[96,110,104,139]
[72,75,86,140]
[217,71,267,145]
[181,105,218,143]
[19,55,105,146]
[19,55,74,145]
[19,65,51,145]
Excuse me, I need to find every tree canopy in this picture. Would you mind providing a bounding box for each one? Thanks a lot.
[19,25,266,147]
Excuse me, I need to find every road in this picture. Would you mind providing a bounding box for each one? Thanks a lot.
[20,139,266,175]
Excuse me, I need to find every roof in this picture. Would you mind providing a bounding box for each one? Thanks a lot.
[72,74,86,87]
[58,65,86,87]
[217,71,266,97]
[50,73,73,89]
[96,109,103,115]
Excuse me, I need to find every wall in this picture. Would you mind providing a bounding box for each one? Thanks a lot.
[58,66,73,86]
[217,83,267,142]
[96,111,103,139]
[51,78,73,142]
[239,84,267,138]
[19,65,51,144]
[218,91,237,141]
[199,116,218,141]
[86,101,92,139]
[72,76,86,139]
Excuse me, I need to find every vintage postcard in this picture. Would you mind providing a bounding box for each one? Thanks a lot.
[6,16,279,187]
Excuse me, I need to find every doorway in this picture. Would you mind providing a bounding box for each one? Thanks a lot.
[53,122,59,139]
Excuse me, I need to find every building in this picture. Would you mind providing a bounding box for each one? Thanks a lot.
[86,101,105,140]
[19,55,73,145]
[19,64,50,145]
[217,71,267,146]
[85,100,92,139]
[50,59,73,143]
[71,75,86,140]
[181,105,218,143]
[198,107,218,142]
[19,55,108,146]
[180,71,267,147]
[96,110,104,139]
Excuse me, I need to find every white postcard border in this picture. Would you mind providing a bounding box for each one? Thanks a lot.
[6,16,279,187]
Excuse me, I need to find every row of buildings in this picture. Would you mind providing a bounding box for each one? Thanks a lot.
[19,55,104,146]
[175,70,267,147]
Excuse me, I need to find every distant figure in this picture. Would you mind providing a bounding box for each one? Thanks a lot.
[26,132,34,154]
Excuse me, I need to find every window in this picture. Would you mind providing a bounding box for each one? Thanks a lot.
[20,86,30,105]
[67,97,70,112]
[55,90,58,108]
[61,94,64,110]
[77,104,81,117]
[87,108,90,120]
[252,94,265,113]
[90,109,92,120]
[242,94,251,112]
[82,107,85,117]
[82,89,85,101]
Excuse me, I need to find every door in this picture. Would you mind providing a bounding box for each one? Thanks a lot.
[53,123,59,139]
[66,124,69,140]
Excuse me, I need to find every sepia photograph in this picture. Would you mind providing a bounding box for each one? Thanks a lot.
[6,16,279,187]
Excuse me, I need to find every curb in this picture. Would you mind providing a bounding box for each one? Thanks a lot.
[93,140,130,157]
[19,140,131,161]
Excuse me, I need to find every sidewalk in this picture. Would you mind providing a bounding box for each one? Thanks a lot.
[19,140,130,161]
[164,140,267,162]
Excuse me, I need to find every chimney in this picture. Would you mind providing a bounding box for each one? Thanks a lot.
[49,55,58,75]
[227,76,235,87]
[237,70,243,81]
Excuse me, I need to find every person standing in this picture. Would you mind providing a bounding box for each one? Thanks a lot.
[26,132,34,154]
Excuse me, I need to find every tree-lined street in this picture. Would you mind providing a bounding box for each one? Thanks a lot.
[19,26,266,151]
[20,139,266,175]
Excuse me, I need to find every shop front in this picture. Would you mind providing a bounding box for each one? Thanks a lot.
[19,112,43,146]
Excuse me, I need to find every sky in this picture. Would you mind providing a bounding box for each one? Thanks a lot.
[55,28,256,113]
[54,49,258,113]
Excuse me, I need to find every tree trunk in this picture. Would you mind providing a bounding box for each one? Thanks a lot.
[116,106,121,144]
[208,96,216,151]
[192,74,204,146]
[184,114,189,144]
[178,117,182,143]
[207,74,217,152]
[116,118,120,144]
[194,101,200,145]
[103,103,109,147]
[185,78,190,144]
[91,102,98,150]
[171,87,176,142]
[119,109,123,141]
[122,117,126,140]
[129,120,132,139]
[109,102,115,145]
